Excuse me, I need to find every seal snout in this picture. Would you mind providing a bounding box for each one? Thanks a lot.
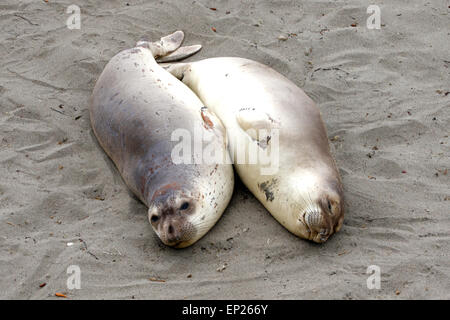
[162,216,190,246]
[301,192,344,243]
[304,210,333,243]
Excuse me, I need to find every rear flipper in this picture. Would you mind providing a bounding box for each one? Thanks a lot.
[156,45,201,63]
[136,31,202,62]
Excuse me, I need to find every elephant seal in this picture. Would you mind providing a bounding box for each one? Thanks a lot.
[165,57,344,243]
[89,32,234,248]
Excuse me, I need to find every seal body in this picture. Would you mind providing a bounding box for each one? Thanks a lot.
[167,57,344,243]
[89,34,233,248]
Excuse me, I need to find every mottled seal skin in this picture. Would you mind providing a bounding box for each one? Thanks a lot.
[89,33,234,248]
[166,57,344,243]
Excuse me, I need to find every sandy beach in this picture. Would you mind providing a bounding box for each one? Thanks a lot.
[0,0,449,299]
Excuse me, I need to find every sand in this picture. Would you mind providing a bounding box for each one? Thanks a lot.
[0,0,449,299]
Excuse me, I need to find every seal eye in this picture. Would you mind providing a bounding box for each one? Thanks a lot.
[180,202,189,210]
[150,215,159,223]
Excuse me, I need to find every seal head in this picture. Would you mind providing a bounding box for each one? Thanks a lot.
[148,186,198,248]
[148,179,230,248]
[296,177,344,243]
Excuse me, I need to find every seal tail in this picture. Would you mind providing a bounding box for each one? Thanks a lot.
[136,31,202,62]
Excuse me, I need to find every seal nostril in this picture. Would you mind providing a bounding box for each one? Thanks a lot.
[168,225,174,234]
[150,215,159,223]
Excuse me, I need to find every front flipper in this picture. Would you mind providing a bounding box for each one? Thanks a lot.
[200,106,231,165]
[160,62,190,81]
[236,108,279,148]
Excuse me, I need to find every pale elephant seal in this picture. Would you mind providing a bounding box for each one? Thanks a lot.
[89,32,234,248]
[165,57,344,243]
